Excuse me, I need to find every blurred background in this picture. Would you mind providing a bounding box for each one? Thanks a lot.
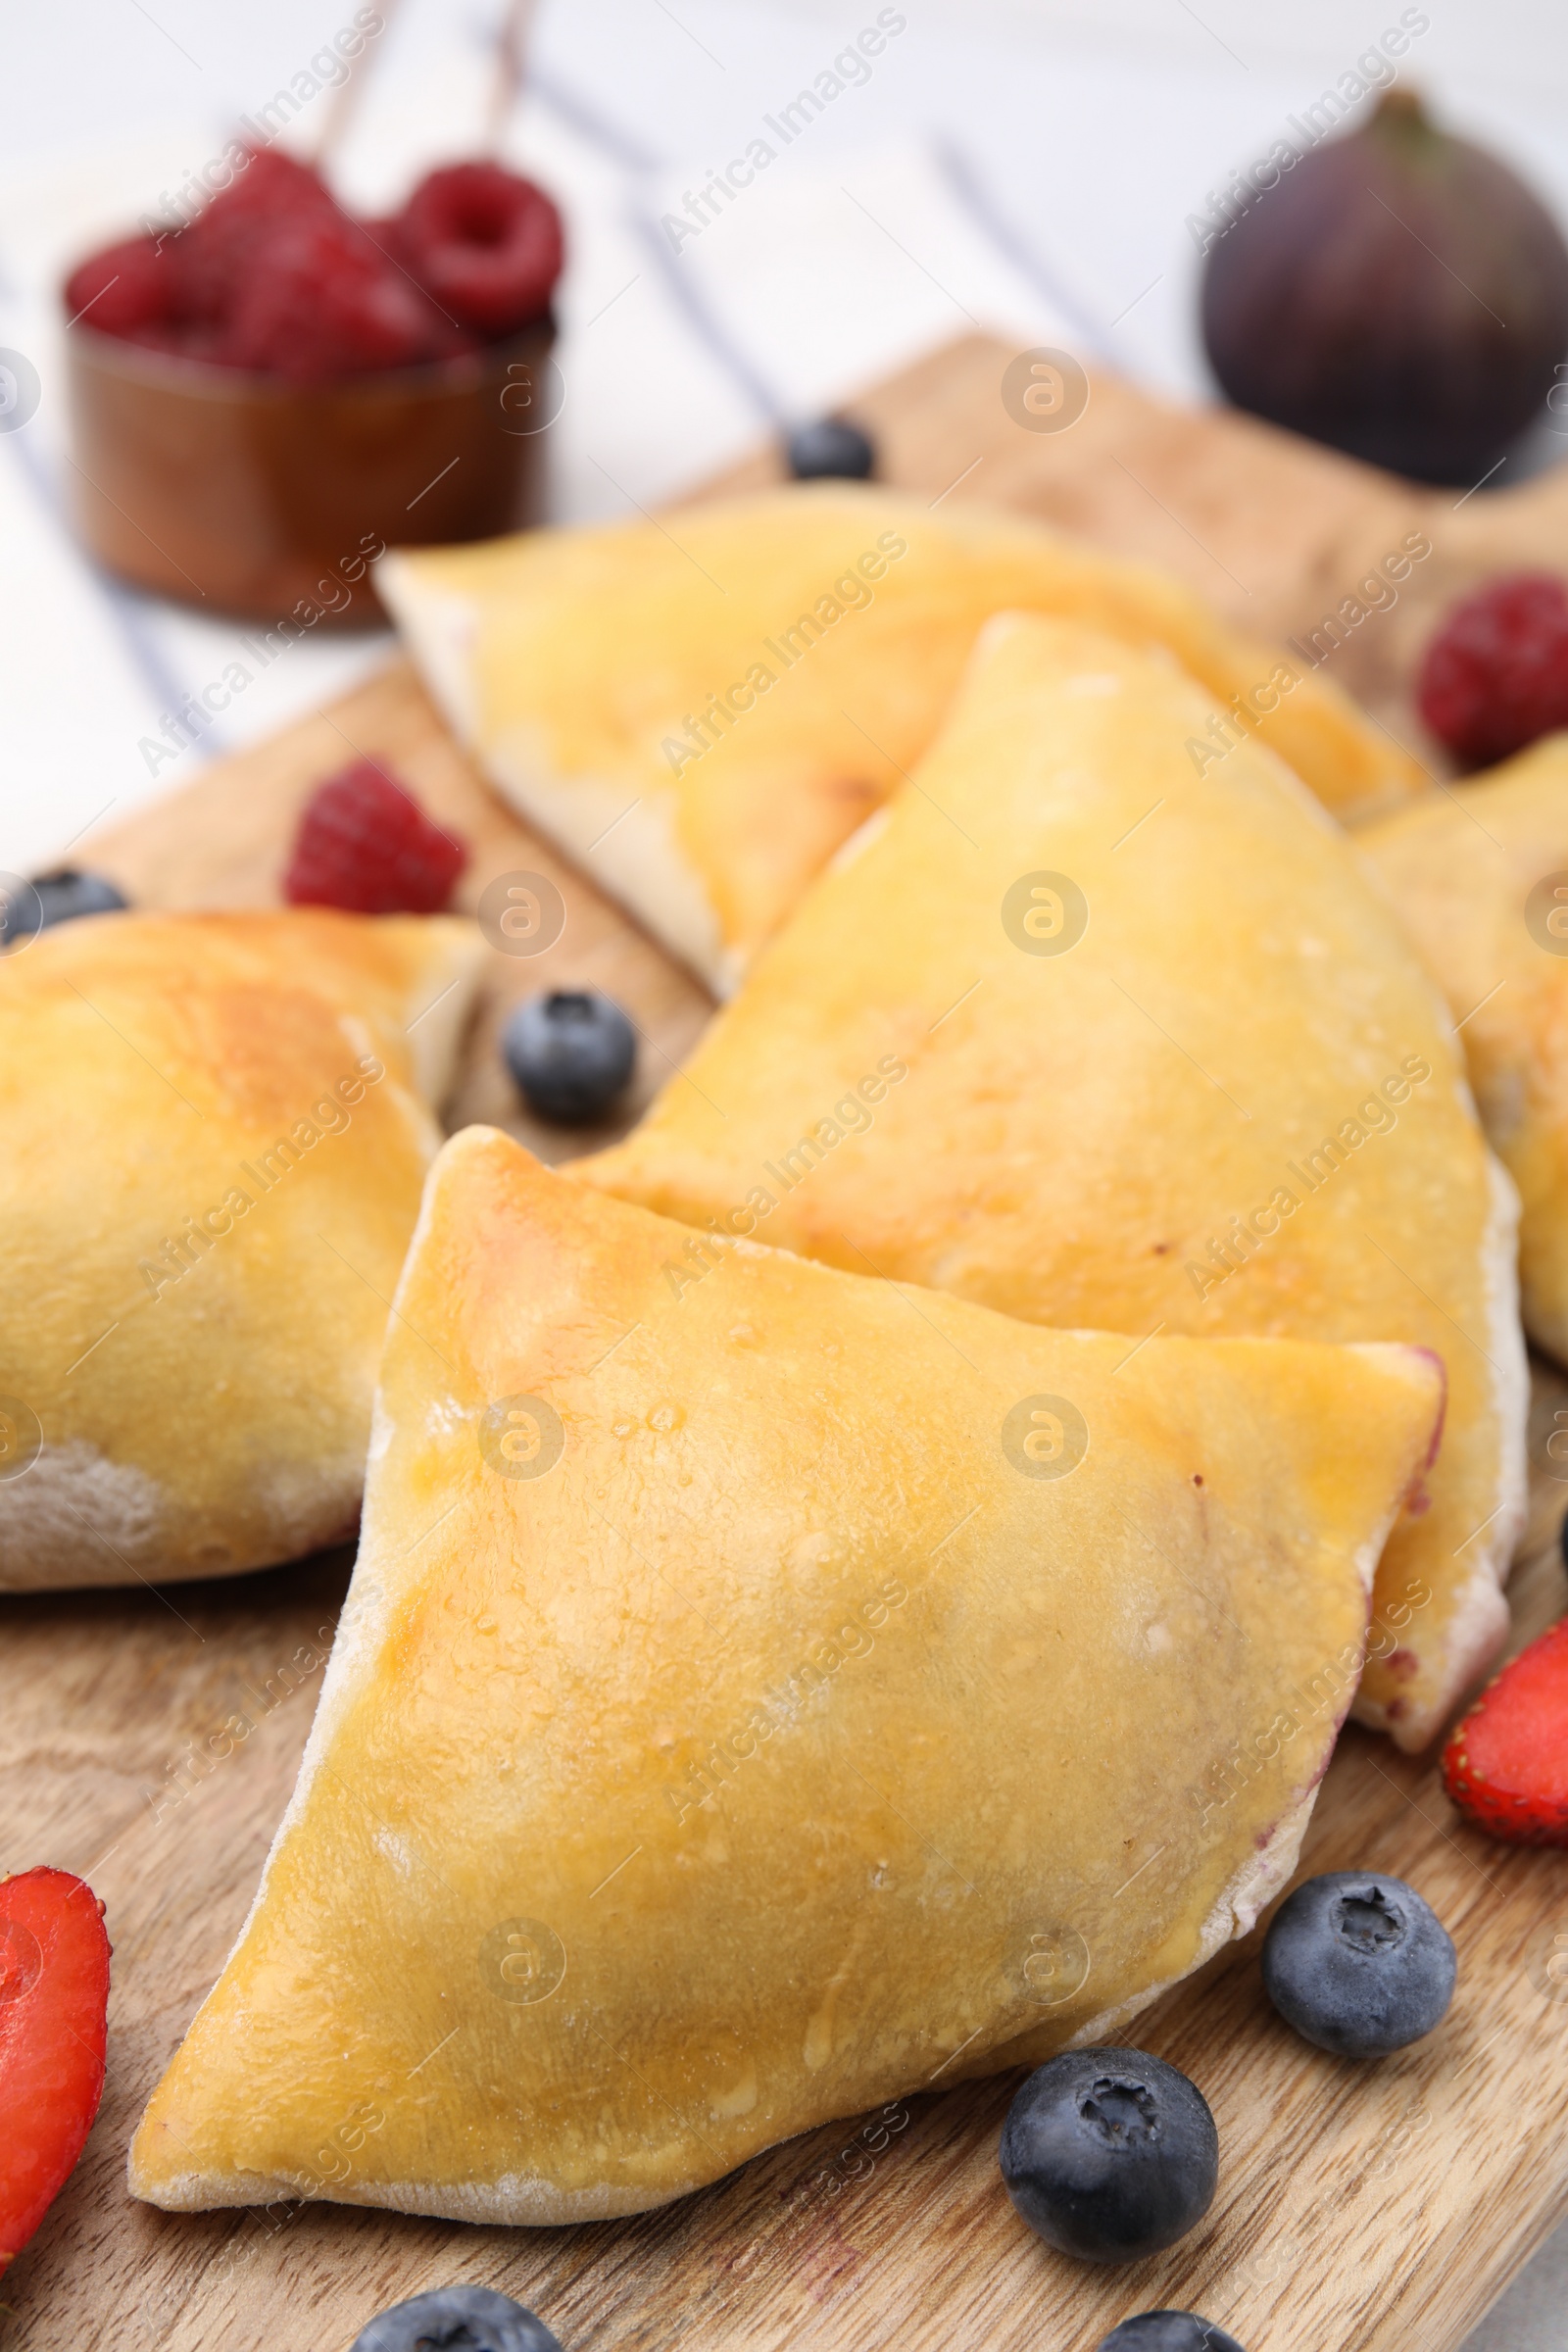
[5,0,1568,876]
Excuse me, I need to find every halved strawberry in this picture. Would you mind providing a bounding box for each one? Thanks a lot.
[0,1870,111,2273]
[1443,1616,1568,1846]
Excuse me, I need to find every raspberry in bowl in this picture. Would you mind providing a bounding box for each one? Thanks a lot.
[63,148,564,623]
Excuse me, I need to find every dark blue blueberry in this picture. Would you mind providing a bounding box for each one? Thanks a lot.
[999,2045,1218,2263]
[1099,2316,1246,2352]
[1,868,127,947]
[503,988,636,1124]
[785,415,876,480]
[1261,1870,1455,2057]
[349,2285,563,2352]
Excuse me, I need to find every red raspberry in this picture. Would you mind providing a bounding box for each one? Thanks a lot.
[221,217,454,379]
[395,162,564,337]
[63,236,175,339]
[1417,572,1568,771]
[284,761,468,915]
[353,218,480,360]
[172,145,342,326]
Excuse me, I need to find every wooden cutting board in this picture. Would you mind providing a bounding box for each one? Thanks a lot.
[7,333,1568,2352]
[705,331,1568,769]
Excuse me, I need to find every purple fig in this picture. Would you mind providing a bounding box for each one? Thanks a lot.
[1200,88,1568,486]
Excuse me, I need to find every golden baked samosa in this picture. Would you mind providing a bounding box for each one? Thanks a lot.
[0,908,481,1589]
[378,487,1422,994]
[1361,733,1568,1367]
[582,616,1527,1748]
[131,1127,1442,2225]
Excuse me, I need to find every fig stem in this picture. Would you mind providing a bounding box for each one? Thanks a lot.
[1374,85,1434,135]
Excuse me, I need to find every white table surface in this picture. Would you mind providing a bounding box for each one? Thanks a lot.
[2,3,1566,2341]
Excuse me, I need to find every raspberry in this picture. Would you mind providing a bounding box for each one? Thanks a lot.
[171,145,341,326]
[63,236,175,339]
[221,218,454,379]
[62,147,519,374]
[283,761,468,915]
[1417,572,1568,770]
[395,162,564,336]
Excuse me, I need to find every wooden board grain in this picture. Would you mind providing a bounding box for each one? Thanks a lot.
[6,334,1568,2352]
[705,332,1568,777]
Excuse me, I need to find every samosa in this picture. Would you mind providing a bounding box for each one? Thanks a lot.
[378,488,1423,994]
[1361,733,1568,1367]
[0,909,481,1588]
[131,1128,1441,2224]
[581,616,1527,1748]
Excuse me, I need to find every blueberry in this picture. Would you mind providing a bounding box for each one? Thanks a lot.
[1098,2316,1246,2352]
[502,989,636,1124]
[1,868,126,948]
[1261,1871,1455,2057]
[999,2045,1218,2263]
[349,2285,563,2352]
[785,415,876,480]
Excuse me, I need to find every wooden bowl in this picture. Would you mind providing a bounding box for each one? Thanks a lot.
[65,318,556,626]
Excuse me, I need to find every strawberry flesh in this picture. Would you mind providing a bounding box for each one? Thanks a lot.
[1443,1614,1568,1846]
[0,1869,111,2272]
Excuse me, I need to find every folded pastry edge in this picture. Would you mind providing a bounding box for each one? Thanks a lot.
[378,552,735,999]
[375,557,480,745]
[1351,1140,1530,1752]
[484,736,735,998]
[393,915,489,1110]
[125,1148,465,2217]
